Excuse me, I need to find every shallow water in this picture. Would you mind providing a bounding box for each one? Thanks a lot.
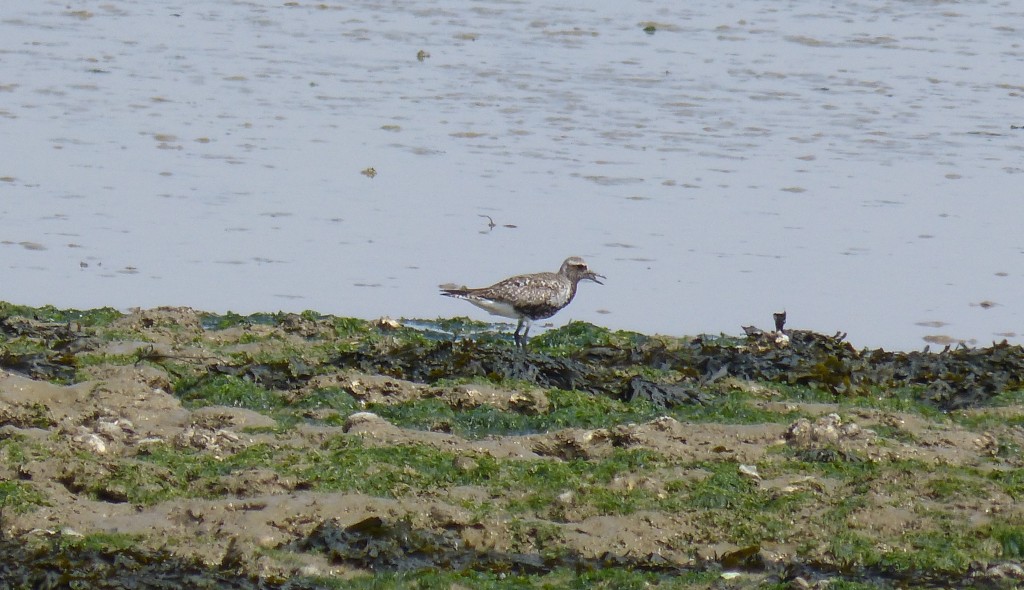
[2,0,1021,350]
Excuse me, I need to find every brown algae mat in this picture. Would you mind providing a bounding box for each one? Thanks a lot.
[1,303,1024,589]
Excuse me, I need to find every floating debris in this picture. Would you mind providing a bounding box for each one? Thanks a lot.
[738,464,761,480]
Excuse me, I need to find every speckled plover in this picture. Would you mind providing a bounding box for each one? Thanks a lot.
[440,256,605,348]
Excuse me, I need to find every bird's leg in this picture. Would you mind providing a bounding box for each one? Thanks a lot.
[513,318,525,349]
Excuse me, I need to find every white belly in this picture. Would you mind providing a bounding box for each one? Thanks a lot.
[467,298,522,320]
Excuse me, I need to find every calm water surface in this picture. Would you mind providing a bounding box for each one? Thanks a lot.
[2,0,1022,350]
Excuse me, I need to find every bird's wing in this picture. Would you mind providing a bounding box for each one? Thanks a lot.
[477,274,564,307]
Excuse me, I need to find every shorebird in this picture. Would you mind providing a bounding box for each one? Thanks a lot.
[439,256,605,348]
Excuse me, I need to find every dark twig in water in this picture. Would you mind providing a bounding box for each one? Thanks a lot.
[478,214,496,234]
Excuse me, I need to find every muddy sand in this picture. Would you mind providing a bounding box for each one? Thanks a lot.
[1,304,1023,588]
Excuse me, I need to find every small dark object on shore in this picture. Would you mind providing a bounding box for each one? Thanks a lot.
[774,311,787,332]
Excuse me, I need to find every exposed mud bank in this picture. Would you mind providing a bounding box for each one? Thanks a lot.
[1,305,1023,588]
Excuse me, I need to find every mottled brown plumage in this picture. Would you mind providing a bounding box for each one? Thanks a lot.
[440,256,605,348]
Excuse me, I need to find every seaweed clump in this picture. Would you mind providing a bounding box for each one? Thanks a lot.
[642,330,1024,410]
[293,516,685,576]
[0,535,317,589]
[4,301,1023,412]
[292,517,996,589]
[331,328,1024,411]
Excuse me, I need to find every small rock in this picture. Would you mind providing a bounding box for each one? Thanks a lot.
[298,564,322,577]
[785,413,863,448]
[375,316,401,329]
[343,411,386,431]
[982,562,1024,581]
[975,432,998,455]
[257,535,279,548]
[72,432,107,454]
[649,416,680,431]
[453,456,478,472]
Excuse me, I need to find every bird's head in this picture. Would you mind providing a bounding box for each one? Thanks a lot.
[561,256,605,285]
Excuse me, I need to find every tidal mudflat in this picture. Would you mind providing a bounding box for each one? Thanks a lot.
[1,303,1023,588]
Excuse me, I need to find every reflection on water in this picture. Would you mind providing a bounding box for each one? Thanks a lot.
[1,0,1021,350]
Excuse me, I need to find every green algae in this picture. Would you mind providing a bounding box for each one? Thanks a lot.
[366,396,551,437]
[526,320,645,355]
[0,302,122,327]
[0,480,48,515]
[175,374,287,412]
[298,386,796,438]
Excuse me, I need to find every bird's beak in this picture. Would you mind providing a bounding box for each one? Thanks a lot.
[587,272,606,285]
